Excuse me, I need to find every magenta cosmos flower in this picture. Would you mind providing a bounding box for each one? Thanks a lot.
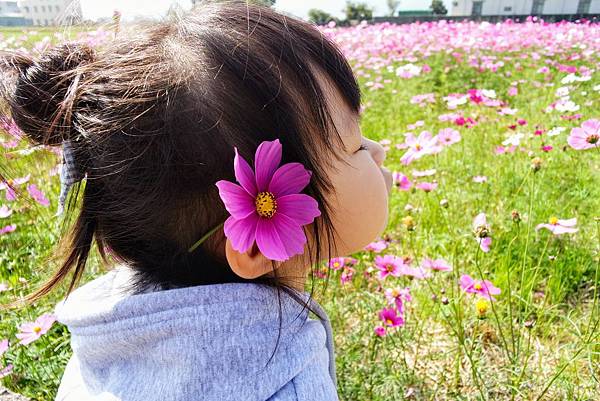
[379,307,404,327]
[568,119,599,150]
[459,274,501,301]
[535,217,578,235]
[16,312,56,346]
[216,139,321,261]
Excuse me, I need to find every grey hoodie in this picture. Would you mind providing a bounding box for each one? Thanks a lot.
[53,264,339,401]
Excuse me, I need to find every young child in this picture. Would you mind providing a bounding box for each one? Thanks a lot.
[0,1,392,400]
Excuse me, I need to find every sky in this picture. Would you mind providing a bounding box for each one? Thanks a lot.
[79,0,454,22]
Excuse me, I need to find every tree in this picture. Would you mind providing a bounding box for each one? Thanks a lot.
[430,0,448,15]
[386,0,400,17]
[308,9,336,25]
[344,1,373,21]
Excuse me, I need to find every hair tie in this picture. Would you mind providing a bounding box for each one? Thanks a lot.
[55,139,86,217]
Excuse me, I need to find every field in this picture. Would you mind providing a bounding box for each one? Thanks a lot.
[0,19,599,400]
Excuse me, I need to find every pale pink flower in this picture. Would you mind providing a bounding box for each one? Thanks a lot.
[416,181,437,192]
[364,240,388,253]
[473,175,488,183]
[0,339,8,355]
[421,258,452,272]
[568,119,599,150]
[384,286,412,312]
[0,283,8,292]
[0,204,12,218]
[400,131,443,165]
[0,175,30,201]
[26,184,49,207]
[0,364,13,379]
[16,313,56,346]
[473,213,492,253]
[436,128,461,146]
[460,274,501,301]
[399,264,431,279]
[0,224,16,236]
[535,217,578,235]
[411,168,436,177]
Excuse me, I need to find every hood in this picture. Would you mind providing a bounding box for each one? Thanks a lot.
[53,264,338,401]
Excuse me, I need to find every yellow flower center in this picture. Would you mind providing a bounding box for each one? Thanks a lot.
[333,262,340,268]
[476,298,489,315]
[386,319,393,326]
[386,264,395,272]
[255,192,277,218]
[587,134,599,144]
[33,326,42,334]
[549,216,558,225]
[392,289,400,297]
[7,179,13,186]
[473,283,483,291]
[415,144,422,150]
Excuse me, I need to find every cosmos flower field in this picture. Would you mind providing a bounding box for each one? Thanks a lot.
[1,18,599,400]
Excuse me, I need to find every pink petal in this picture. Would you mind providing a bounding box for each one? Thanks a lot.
[271,213,308,258]
[215,181,256,219]
[0,364,13,379]
[268,162,311,198]
[254,139,282,192]
[223,213,259,254]
[557,218,577,227]
[255,218,287,261]
[552,226,578,234]
[234,148,257,197]
[255,213,307,261]
[276,194,321,225]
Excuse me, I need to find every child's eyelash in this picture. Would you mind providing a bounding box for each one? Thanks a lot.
[358,144,368,152]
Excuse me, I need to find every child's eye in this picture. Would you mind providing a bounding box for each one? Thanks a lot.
[357,144,368,152]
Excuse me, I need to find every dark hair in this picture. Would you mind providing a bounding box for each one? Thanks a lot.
[0,0,361,364]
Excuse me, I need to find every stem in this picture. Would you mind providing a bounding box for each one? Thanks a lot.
[187,222,224,253]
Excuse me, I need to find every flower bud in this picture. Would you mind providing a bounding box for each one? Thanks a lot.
[440,198,449,208]
[511,209,521,223]
[524,320,535,329]
[531,157,543,172]
[441,296,449,305]
[402,215,416,231]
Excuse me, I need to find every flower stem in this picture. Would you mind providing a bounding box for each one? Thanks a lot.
[187,222,225,253]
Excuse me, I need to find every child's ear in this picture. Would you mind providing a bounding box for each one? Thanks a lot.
[225,239,278,279]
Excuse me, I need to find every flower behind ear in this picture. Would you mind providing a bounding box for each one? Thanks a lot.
[216,139,321,262]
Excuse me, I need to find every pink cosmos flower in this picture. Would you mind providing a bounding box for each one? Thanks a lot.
[375,254,404,280]
[328,257,345,271]
[473,175,487,183]
[0,364,13,379]
[421,258,452,272]
[0,204,12,218]
[16,313,57,346]
[0,224,16,236]
[0,175,30,201]
[535,217,578,235]
[568,119,599,150]
[0,339,8,355]
[216,140,321,261]
[392,172,412,191]
[473,213,492,253]
[412,168,436,177]
[379,307,404,327]
[399,264,431,279]
[459,274,501,301]
[416,181,437,192]
[436,128,461,146]
[364,240,388,253]
[0,282,8,292]
[374,326,387,337]
[400,131,443,165]
[384,286,412,312]
[27,184,49,207]
[340,266,355,285]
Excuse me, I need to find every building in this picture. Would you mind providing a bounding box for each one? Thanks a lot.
[0,1,30,26]
[450,0,600,16]
[16,0,82,26]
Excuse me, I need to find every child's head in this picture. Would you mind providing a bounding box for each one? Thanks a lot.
[0,0,391,307]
